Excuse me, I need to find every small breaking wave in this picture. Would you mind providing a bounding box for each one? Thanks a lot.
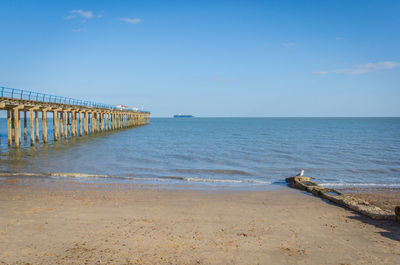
[0,172,110,178]
[172,169,252,176]
[184,177,271,184]
[0,172,271,185]
[0,172,42,177]
[160,176,271,184]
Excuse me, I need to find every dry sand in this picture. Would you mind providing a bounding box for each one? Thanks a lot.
[0,178,399,264]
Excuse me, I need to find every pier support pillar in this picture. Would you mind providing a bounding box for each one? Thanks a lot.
[7,109,11,146]
[79,112,83,136]
[11,110,14,141]
[63,111,67,138]
[111,113,114,130]
[18,110,21,144]
[67,112,70,136]
[35,111,39,141]
[102,113,104,132]
[53,110,59,141]
[42,109,49,143]
[94,112,98,133]
[13,107,22,147]
[84,112,88,135]
[101,113,104,132]
[75,111,78,136]
[29,108,35,146]
[108,113,111,131]
[95,112,101,132]
[29,109,35,146]
[71,111,76,136]
[92,112,96,133]
[60,111,64,138]
[24,110,27,140]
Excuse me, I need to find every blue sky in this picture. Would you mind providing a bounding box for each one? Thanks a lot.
[1,0,399,117]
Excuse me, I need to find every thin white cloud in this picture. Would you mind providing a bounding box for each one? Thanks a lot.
[312,70,329,75]
[65,9,94,21]
[72,28,87,33]
[119,17,141,24]
[71,9,93,19]
[64,15,76,20]
[313,61,400,75]
[282,42,295,47]
[211,77,234,83]
[335,61,400,75]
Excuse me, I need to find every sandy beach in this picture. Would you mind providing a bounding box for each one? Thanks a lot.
[0,178,399,265]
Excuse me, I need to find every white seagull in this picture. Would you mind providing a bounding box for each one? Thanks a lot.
[296,170,305,177]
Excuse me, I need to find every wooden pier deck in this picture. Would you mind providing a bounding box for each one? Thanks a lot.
[0,87,150,148]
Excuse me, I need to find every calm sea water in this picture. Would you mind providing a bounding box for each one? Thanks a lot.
[0,118,399,189]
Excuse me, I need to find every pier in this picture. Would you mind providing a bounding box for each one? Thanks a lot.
[0,87,150,148]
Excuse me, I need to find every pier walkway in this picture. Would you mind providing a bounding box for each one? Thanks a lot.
[0,87,150,148]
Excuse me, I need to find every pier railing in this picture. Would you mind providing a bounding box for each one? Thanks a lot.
[0,86,151,113]
[1,86,116,110]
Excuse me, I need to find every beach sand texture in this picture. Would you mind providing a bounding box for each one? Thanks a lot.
[0,179,399,264]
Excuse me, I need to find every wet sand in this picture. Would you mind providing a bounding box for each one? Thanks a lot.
[0,178,399,264]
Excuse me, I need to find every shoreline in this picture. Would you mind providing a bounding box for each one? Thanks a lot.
[1,178,399,264]
[1,174,399,211]
[1,172,400,190]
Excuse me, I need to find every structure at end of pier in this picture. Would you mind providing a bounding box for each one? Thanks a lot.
[0,87,150,148]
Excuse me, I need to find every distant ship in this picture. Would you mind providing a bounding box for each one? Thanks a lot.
[174,114,194,118]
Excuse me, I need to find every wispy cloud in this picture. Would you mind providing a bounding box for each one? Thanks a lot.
[313,61,400,75]
[72,28,87,33]
[282,42,295,47]
[335,61,400,74]
[211,77,234,83]
[312,70,329,75]
[119,17,141,24]
[65,9,94,20]
[71,9,93,19]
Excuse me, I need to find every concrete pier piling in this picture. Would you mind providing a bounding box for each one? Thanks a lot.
[1,87,150,148]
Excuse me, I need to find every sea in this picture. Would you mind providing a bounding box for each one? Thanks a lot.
[0,117,399,190]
